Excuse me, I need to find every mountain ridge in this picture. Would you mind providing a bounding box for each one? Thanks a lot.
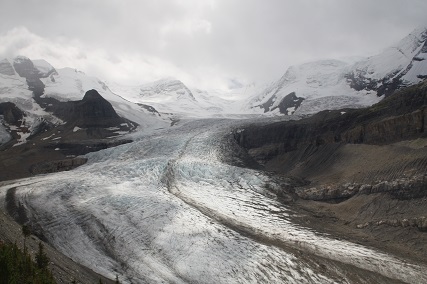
[249,26,427,115]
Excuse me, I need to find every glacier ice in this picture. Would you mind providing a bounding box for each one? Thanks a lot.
[1,119,426,283]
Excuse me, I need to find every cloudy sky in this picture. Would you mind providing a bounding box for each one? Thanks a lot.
[1,0,426,89]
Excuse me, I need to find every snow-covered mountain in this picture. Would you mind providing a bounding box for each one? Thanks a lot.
[249,26,427,115]
[0,56,168,147]
[38,66,165,127]
[108,79,260,118]
[2,28,427,284]
[0,56,168,127]
[346,26,427,95]
[247,59,381,115]
[1,26,427,148]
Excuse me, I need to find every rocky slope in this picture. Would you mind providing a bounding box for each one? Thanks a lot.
[0,89,136,181]
[0,56,155,181]
[233,79,427,261]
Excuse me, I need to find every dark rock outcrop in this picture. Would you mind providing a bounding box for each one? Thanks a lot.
[5,187,29,224]
[236,80,427,161]
[295,174,427,202]
[271,92,305,114]
[12,56,46,101]
[45,139,133,156]
[0,102,24,124]
[30,157,88,174]
[33,89,138,139]
[357,216,427,232]
[256,92,305,114]
[13,56,40,79]
[48,89,124,128]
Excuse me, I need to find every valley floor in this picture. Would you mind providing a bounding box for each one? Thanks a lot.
[1,118,426,283]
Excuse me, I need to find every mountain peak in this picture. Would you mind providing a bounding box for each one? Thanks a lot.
[140,77,196,101]
[82,89,105,101]
[0,58,15,76]
[13,55,31,63]
[32,59,57,77]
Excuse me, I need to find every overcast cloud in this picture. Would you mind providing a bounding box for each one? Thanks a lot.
[1,0,426,89]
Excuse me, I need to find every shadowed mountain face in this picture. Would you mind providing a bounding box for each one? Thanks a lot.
[12,56,48,94]
[237,80,427,156]
[47,89,126,128]
[76,89,122,126]
[0,102,24,124]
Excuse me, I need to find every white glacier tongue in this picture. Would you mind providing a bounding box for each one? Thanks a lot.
[1,119,426,283]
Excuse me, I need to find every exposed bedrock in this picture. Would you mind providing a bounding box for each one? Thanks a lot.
[30,157,88,175]
[233,80,427,203]
[231,81,427,263]
[235,80,427,172]
[0,102,25,125]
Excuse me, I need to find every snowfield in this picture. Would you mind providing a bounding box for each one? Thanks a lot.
[1,119,426,283]
[247,59,383,116]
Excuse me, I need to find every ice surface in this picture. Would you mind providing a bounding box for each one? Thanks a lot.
[1,119,426,283]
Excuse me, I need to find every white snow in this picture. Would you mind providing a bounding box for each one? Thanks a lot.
[108,80,262,118]
[248,59,382,115]
[73,126,82,132]
[249,27,427,116]
[0,62,63,134]
[42,133,56,140]
[32,59,56,77]
[40,67,170,129]
[351,27,426,82]
[12,129,31,146]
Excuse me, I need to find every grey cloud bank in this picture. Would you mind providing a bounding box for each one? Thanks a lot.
[1,0,426,89]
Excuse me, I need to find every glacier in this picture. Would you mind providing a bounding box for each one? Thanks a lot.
[1,118,426,283]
